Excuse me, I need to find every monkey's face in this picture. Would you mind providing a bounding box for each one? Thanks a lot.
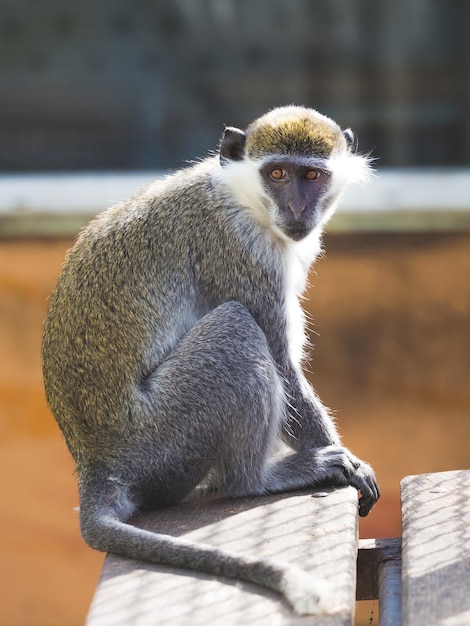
[218,106,372,244]
[259,157,332,241]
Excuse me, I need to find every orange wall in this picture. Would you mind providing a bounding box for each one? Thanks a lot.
[1,233,469,625]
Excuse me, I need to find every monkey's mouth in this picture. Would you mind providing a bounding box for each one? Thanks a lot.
[282,222,312,241]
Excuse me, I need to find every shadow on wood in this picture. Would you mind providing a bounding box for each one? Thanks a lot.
[86,487,359,626]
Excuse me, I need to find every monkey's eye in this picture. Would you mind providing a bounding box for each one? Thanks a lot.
[270,168,287,180]
[304,169,320,180]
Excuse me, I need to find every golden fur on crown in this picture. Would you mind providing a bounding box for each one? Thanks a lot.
[245,106,344,159]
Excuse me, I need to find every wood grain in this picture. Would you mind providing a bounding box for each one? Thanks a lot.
[401,470,470,626]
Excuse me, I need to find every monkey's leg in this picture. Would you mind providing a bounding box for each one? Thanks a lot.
[137,302,364,506]
[78,301,334,615]
[134,300,286,504]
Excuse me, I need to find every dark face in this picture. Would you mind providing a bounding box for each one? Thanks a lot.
[259,157,332,241]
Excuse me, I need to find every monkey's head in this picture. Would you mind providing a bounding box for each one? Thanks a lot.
[219,106,371,242]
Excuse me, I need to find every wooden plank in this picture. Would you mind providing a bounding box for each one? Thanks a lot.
[86,487,359,626]
[401,470,470,626]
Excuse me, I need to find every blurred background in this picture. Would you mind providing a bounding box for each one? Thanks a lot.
[0,1,469,625]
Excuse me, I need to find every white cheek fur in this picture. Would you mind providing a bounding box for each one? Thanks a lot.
[213,159,273,228]
[328,151,373,193]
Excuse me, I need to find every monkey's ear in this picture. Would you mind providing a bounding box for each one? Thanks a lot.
[343,128,357,153]
[220,127,247,165]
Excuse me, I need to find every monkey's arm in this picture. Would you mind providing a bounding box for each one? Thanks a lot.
[260,310,380,517]
[254,303,337,449]
[282,365,380,516]
[281,366,339,449]
[283,368,380,517]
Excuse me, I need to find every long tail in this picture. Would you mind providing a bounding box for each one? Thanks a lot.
[82,510,334,616]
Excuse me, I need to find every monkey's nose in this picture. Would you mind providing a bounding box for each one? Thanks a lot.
[288,202,306,219]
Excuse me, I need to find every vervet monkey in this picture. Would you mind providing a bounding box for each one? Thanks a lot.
[42,106,379,615]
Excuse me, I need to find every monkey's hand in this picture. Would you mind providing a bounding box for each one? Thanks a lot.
[313,446,380,517]
[348,457,380,517]
[266,445,380,516]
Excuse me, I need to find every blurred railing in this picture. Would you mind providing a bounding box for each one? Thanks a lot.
[1,169,470,237]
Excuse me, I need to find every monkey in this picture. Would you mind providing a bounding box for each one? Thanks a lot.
[42,105,379,615]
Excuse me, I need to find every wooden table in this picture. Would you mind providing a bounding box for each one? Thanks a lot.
[86,469,469,625]
[401,470,470,626]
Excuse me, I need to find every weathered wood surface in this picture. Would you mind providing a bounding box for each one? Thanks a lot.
[401,469,470,626]
[86,487,359,626]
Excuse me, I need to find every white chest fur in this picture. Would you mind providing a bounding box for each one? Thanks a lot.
[283,233,322,368]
